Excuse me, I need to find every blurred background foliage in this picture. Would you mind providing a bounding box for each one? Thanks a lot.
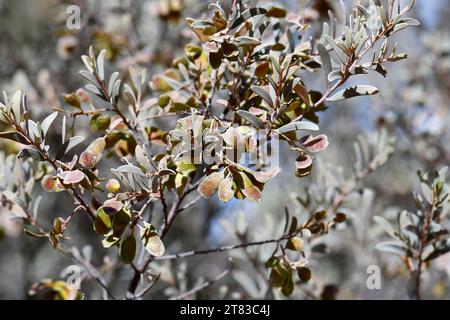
[0,0,450,300]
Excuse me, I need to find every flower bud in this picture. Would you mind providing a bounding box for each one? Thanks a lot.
[106,179,121,193]
[79,150,97,168]
[95,115,111,131]
[158,95,170,108]
[76,88,90,103]
[41,175,57,192]
[64,93,80,108]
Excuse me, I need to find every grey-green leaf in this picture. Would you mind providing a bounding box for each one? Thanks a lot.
[251,86,273,107]
[97,49,107,80]
[234,36,261,46]
[18,148,44,161]
[0,131,29,144]
[317,43,332,82]
[327,85,379,102]
[56,135,85,159]
[41,112,58,138]
[11,91,22,120]
[237,110,264,129]
[135,145,153,172]
[374,216,396,237]
[276,121,319,134]
[65,136,85,154]
[376,241,407,256]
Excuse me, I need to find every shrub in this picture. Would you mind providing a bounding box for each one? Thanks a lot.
[0,0,417,299]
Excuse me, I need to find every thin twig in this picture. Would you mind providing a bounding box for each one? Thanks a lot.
[171,268,231,300]
[133,273,161,300]
[414,194,436,300]
[155,230,302,261]
[178,195,202,213]
[69,249,117,300]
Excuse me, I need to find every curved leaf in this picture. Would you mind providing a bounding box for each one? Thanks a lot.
[41,112,58,138]
[276,121,319,134]
[198,172,224,199]
[237,110,264,129]
[327,85,379,102]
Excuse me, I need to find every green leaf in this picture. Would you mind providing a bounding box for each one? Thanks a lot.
[176,159,196,175]
[101,233,120,248]
[52,217,65,234]
[174,173,188,196]
[120,234,136,264]
[281,269,294,296]
[269,260,287,287]
[94,208,112,235]
[112,210,131,237]
[289,216,298,234]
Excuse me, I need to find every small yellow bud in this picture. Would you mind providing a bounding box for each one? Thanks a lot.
[106,179,120,193]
